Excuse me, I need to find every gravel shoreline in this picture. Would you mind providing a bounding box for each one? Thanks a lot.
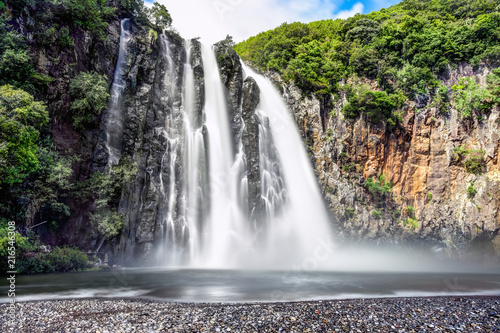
[1,296,499,332]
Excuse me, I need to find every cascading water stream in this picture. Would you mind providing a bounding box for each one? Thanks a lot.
[179,39,207,264]
[105,18,131,166]
[240,63,334,267]
[197,44,251,267]
[149,40,334,269]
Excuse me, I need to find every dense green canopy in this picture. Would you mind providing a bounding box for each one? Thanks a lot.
[235,0,500,102]
[0,85,48,186]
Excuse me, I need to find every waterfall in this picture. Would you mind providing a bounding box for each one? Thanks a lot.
[241,63,334,267]
[196,44,251,267]
[105,19,132,166]
[132,39,334,269]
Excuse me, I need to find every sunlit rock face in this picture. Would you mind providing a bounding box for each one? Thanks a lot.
[268,64,500,258]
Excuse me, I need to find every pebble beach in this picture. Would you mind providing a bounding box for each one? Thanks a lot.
[1,296,499,332]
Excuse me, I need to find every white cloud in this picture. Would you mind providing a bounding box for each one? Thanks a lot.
[157,0,364,45]
[334,2,364,20]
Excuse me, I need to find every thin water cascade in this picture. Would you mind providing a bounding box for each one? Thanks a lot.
[105,18,132,166]
[179,39,208,265]
[156,35,192,266]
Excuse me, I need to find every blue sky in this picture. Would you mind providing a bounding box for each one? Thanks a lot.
[147,0,399,44]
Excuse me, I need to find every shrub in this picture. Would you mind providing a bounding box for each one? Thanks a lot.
[148,2,172,31]
[344,207,355,218]
[467,182,477,199]
[16,247,88,274]
[324,185,334,194]
[326,128,333,142]
[434,83,450,113]
[0,224,36,267]
[40,26,58,46]
[452,77,491,118]
[149,28,158,43]
[48,0,116,39]
[365,174,392,200]
[406,206,416,217]
[342,86,405,123]
[342,162,356,173]
[69,72,109,130]
[58,27,74,48]
[464,153,486,174]
[404,217,419,230]
[486,68,500,106]
[372,210,382,219]
[452,145,486,174]
[80,158,137,239]
[90,208,124,240]
[48,246,88,272]
[0,223,88,274]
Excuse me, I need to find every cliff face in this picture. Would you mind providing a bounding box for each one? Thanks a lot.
[108,30,188,265]
[14,8,123,249]
[268,64,500,258]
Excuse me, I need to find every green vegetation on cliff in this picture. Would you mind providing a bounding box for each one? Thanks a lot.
[235,0,500,121]
[0,85,48,186]
[69,72,110,130]
[0,0,171,273]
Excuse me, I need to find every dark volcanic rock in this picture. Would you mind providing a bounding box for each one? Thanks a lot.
[241,77,264,227]
[190,38,205,129]
[115,31,188,266]
[214,36,244,152]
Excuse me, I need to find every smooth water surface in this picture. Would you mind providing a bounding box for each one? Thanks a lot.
[2,269,499,304]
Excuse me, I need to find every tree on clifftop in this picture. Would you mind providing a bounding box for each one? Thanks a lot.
[148,2,172,31]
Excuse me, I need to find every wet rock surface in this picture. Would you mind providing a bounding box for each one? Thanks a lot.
[115,30,188,266]
[190,39,205,129]
[242,77,263,224]
[214,36,244,152]
[1,297,499,332]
